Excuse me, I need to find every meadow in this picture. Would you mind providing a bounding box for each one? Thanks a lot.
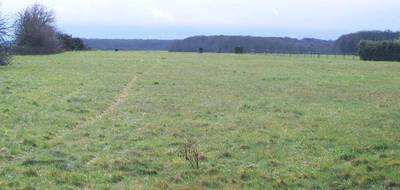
[0,51,399,189]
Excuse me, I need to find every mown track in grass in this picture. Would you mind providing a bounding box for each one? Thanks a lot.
[76,63,159,128]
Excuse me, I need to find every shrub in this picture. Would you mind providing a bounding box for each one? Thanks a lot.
[177,140,200,169]
[234,46,244,54]
[0,45,12,66]
[58,33,87,51]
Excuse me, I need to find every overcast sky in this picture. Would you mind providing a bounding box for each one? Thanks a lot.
[1,0,399,40]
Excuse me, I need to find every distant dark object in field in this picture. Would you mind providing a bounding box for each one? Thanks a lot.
[235,46,244,54]
[198,48,203,53]
[114,49,119,52]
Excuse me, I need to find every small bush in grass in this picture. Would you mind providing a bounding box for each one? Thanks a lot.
[0,46,12,66]
[178,140,201,169]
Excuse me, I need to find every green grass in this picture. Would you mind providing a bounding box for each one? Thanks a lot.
[0,51,399,189]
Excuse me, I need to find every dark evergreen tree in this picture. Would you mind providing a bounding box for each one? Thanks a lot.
[58,33,87,51]
[359,40,400,61]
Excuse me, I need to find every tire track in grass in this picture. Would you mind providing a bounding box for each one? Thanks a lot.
[49,59,160,147]
[28,60,159,172]
[75,62,158,128]
[76,75,138,127]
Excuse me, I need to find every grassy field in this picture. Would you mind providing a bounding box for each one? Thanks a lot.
[0,51,399,189]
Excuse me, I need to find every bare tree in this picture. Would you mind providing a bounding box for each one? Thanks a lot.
[0,17,8,42]
[14,3,62,55]
[0,15,11,65]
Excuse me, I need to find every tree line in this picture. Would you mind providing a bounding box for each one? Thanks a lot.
[336,31,400,61]
[359,40,400,61]
[83,32,400,59]
[335,31,400,54]
[83,39,174,51]
[168,35,335,54]
[0,4,87,65]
